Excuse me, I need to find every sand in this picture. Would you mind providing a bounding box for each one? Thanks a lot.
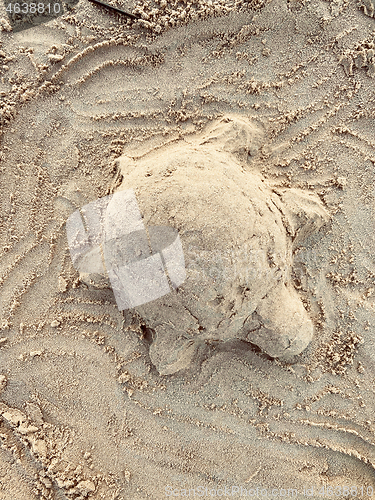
[1,0,375,497]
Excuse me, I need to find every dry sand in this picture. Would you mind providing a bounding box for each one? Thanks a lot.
[1,0,375,497]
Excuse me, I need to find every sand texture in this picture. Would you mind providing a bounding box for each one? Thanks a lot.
[1,0,375,498]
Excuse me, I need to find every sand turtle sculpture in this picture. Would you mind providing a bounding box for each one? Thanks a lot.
[68,115,330,375]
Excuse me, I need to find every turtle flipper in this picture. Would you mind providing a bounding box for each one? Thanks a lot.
[247,281,313,358]
[136,294,206,375]
[271,188,330,249]
[149,327,206,375]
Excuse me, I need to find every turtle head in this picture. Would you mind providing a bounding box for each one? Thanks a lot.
[194,114,265,163]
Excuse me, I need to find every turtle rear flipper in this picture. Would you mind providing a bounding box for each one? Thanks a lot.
[248,281,313,358]
[149,327,208,375]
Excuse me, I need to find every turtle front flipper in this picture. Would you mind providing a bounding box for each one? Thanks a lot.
[246,281,313,359]
[270,188,330,249]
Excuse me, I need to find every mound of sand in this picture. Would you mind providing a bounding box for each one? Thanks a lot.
[1,0,375,497]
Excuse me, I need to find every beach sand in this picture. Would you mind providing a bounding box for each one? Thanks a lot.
[1,0,375,497]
